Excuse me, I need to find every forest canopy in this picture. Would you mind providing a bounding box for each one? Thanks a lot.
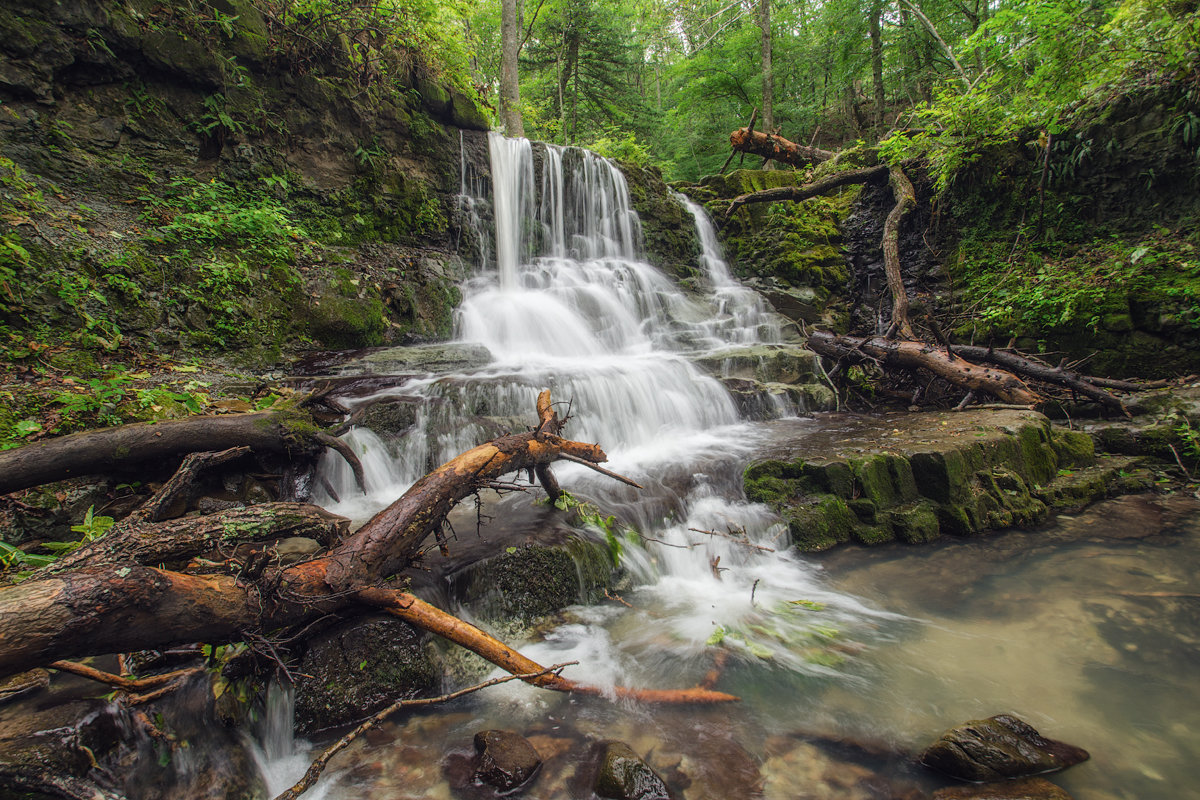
[394,0,1199,181]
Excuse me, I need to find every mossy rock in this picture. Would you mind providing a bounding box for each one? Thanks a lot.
[303,291,387,349]
[293,614,440,734]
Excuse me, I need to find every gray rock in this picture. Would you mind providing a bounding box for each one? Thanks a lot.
[595,741,671,800]
[933,777,1075,800]
[273,536,321,565]
[472,730,542,792]
[920,714,1089,782]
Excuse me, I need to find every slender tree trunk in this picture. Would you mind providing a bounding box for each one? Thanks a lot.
[869,0,886,130]
[758,0,774,169]
[500,0,525,137]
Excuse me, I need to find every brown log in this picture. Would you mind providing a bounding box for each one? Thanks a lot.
[0,409,336,496]
[361,588,738,704]
[728,127,835,168]
[947,345,1129,415]
[723,165,888,222]
[883,166,917,339]
[0,393,619,677]
[809,331,1040,406]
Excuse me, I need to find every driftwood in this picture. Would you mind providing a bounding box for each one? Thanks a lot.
[728,127,835,168]
[0,391,737,708]
[809,331,1041,406]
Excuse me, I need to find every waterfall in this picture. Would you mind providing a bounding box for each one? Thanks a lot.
[311,132,874,684]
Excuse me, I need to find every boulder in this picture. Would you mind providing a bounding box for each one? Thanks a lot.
[920,714,1089,782]
[293,614,440,734]
[932,777,1075,800]
[472,730,542,792]
[595,741,672,800]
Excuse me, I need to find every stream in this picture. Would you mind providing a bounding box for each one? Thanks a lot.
[253,135,1200,799]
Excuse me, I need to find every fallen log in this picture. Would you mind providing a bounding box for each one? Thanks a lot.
[809,331,1040,406]
[0,407,364,497]
[723,165,888,222]
[729,127,835,168]
[0,392,735,705]
[947,344,1129,415]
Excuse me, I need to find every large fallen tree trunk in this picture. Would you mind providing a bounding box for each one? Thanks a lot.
[809,331,1041,405]
[0,392,736,704]
[0,406,362,497]
[728,127,835,168]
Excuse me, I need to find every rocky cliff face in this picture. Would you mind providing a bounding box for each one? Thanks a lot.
[0,0,489,365]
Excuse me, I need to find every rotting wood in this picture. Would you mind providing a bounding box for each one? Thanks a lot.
[728,127,835,168]
[809,331,1040,406]
[882,166,917,338]
[0,392,733,707]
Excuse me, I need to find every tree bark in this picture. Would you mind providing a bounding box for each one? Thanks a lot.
[809,331,1041,405]
[728,127,835,169]
[0,411,320,497]
[500,0,525,137]
[869,0,886,129]
[758,0,774,160]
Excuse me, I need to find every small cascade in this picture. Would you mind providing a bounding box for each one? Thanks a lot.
[311,131,873,689]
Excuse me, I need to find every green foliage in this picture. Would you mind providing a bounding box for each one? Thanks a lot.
[956,229,1200,337]
[552,491,633,566]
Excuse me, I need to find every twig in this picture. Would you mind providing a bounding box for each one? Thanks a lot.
[48,661,201,691]
[272,662,578,800]
[1168,444,1195,481]
[750,578,760,607]
[556,453,643,488]
[604,589,635,609]
[688,527,775,553]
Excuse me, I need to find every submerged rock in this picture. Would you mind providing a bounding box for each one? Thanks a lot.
[932,776,1075,799]
[595,741,672,800]
[472,730,542,792]
[920,714,1089,782]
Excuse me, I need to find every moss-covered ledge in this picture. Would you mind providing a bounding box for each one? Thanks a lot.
[745,409,1153,552]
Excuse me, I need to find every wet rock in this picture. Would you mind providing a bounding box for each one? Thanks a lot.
[273,536,321,565]
[293,614,440,734]
[472,730,542,792]
[595,741,672,800]
[932,777,1075,800]
[920,714,1089,782]
[0,669,49,704]
[693,345,821,385]
[338,343,493,376]
[746,410,1115,552]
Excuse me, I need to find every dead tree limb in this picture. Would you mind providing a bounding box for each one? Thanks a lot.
[723,165,888,222]
[0,409,357,497]
[728,127,835,168]
[947,344,1129,415]
[809,331,1040,406]
[883,166,917,339]
[0,392,732,707]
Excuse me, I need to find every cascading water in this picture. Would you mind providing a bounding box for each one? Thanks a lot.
[267,133,889,796]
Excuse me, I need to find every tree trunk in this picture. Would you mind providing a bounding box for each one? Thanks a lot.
[759,0,774,166]
[500,0,525,137]
[883,165,916,338]
[0,410,322,497]
[869,0,886,129]
[728,127,835,169]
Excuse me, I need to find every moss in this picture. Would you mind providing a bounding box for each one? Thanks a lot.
[886,501,941,544]
[785,495,857,552]
[1051,428,1096,468]
[852,454,918,507]
[462,545,583,623]
[304,292,387,349]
